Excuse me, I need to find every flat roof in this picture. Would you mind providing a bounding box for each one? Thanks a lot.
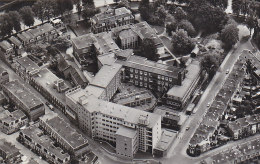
[71,33,95,50]
[32,68,69,103]
[0,40,12,51]
[94,32,120,55]
[0,139,20,156]
[8,36,22,47]
[3,80,43,110]
[40,113,88,150]
[167,60,200,98]
[116,55,183,78]
[90,63,122,89]
[16,56,40,72]
[154,129,176,151]
[116,126,137,138]
[82,96,161,128]
[98,53,116,66]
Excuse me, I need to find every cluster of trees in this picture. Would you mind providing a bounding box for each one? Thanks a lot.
[139,38,159,61]
[200,53,221,79]
[0,7,34,36]
[139,0,167,25]
[171,29,195,55]
[188,0,228,34]
[0,0,98,37]
[232,0,259,16]
[220,20,239,50]
[166,7,196,37]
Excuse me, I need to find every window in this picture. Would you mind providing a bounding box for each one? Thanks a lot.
[144,72,147,76]
[165,77,168,81]
[135,70,138,73]
[130,68,133,72]
[140,71,143,75]
[158,75,161,79]
[140,76,143,80]
[161,76,164,80]
[169,78,172,82]
[144,77,147,81]
[130,74,133,78]
[135,75,138,79]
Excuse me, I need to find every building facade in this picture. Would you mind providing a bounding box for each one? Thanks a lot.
[90,7,135,34]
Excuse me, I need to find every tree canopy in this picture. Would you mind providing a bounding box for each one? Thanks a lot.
[200,54,220,78]
[178,19,196,37]
[171,29,195,55]
[8,11,21,32]
[220,23,239,49]
[20,6,35,27]
[140,38,159,61]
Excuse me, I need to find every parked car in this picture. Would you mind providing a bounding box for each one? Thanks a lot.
[45,102,54,111]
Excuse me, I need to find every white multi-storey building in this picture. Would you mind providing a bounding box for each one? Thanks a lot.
[66,91,161,158]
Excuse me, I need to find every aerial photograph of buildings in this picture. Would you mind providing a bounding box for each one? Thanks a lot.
[0,0,259,163]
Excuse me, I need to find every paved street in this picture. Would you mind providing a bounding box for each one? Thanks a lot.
[158,37,255,163]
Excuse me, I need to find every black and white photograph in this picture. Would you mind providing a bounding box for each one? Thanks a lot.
[0,0,259,163]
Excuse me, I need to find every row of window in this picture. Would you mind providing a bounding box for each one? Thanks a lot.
[129,69,173,82]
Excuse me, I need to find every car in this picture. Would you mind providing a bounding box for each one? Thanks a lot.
[207,103,211,107]
[45,102,54,111]
[226,69,229,74]
[186,127,190,130]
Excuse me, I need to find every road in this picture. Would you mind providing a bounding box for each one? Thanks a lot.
[157,38,255,164]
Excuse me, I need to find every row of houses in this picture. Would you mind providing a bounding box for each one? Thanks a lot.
[18,113,92,164]
[188,52,250,156]
[202,138,260,164]
[227,114,260,140]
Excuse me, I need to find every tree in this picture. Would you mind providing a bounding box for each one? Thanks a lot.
[139,0,150,21]
[33,0,56,23]
[178,19,196,37]
[175,7,187,21]
[188,0,228,34]
[82,5,100,20]
[55,0,73,17]
[0,14,13,36]
[246,15,256,36]
[220,23,239,49]
[8,11,21,32]
[20,6,34,27]
[82,0,94,6]
[232,0,241,15]
[171,29,195,55]
[156,5,167,21]
[140,38,158,61]
[117,0,130,9]
[201,54,220,78]
[166,19,177,36]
